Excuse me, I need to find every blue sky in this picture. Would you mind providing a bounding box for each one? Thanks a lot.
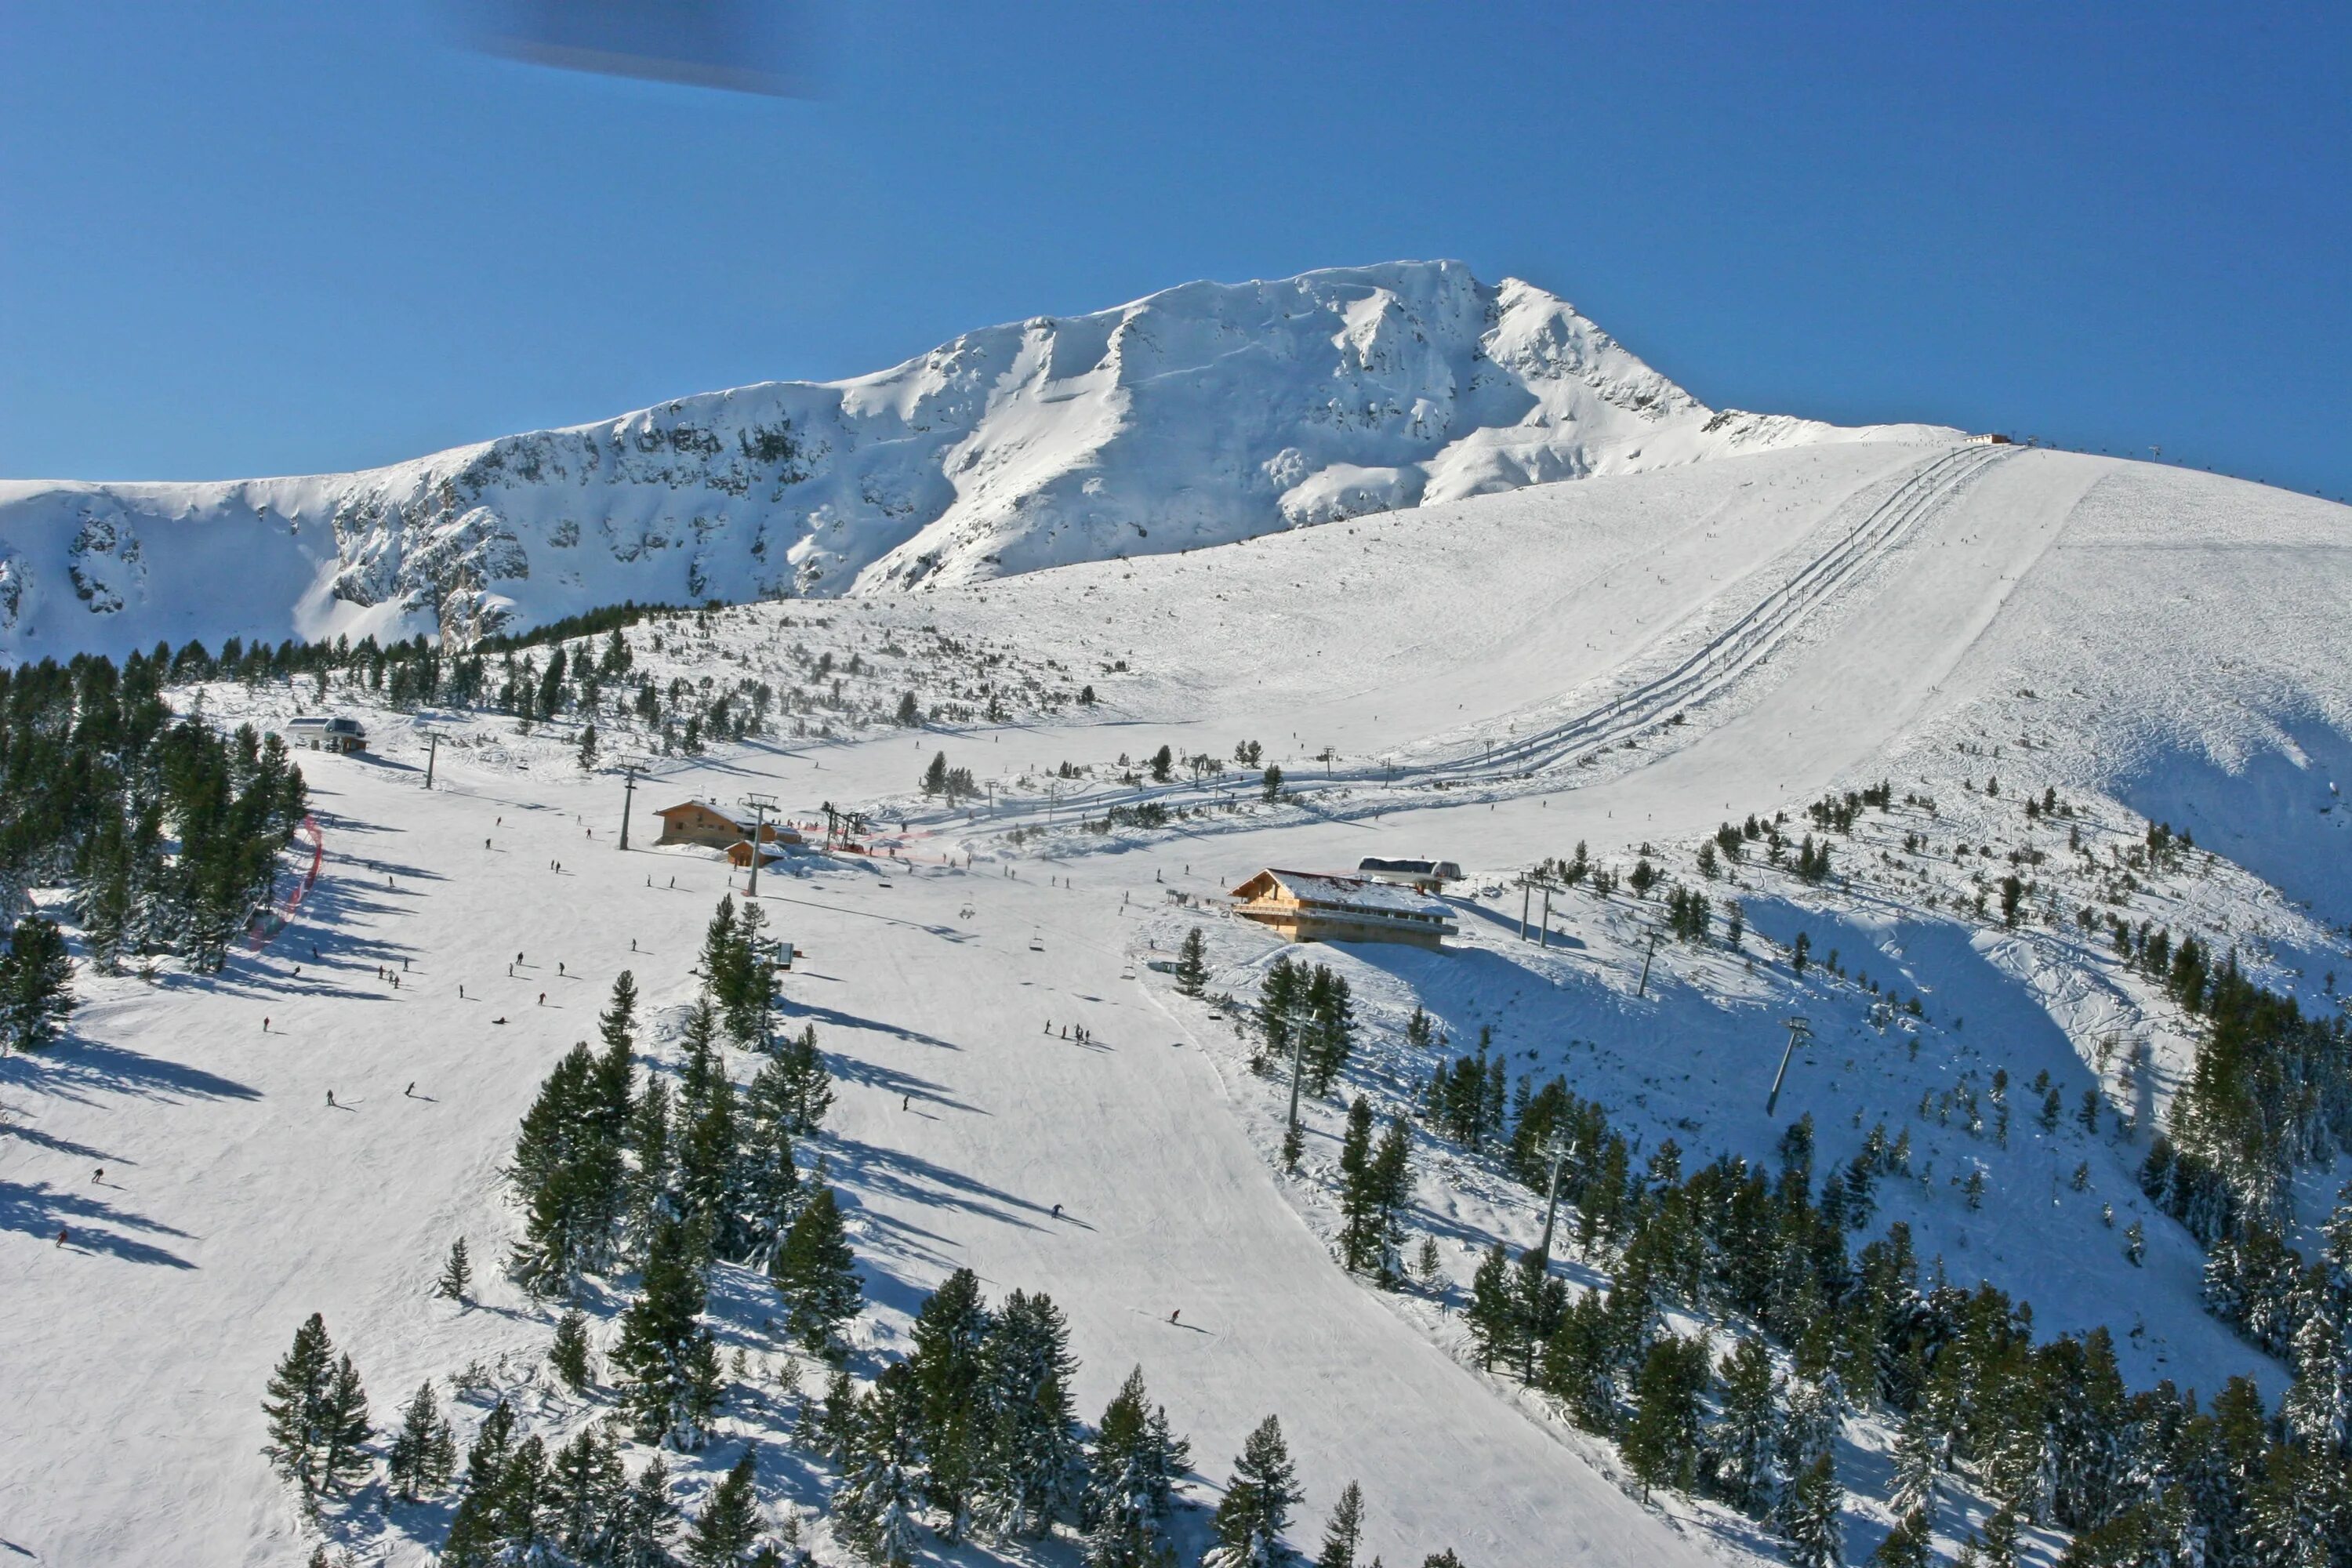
[3,4,2346,497]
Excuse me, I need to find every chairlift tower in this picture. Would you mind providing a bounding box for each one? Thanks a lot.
[742,793,779,895]
[1766,1016,1812,1117]
[616,759,649,851]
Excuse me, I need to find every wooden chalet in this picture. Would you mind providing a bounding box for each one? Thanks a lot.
[655,800,794,850]
[1229,868,1457,949]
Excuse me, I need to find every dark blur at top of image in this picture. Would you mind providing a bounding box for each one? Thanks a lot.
[452,0,819,96]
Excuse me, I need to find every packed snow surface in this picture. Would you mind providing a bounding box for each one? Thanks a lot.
[0,260,1955,659]
[5,429,2352,1566]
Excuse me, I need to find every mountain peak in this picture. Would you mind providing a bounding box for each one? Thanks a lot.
[0,261,1955,657]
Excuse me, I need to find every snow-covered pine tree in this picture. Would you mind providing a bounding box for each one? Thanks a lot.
[0,913,75,1050]
[1865,1508,1931,1568]
[625,1074,678,1265]
[907,1267,993,1540]
[1708,1334,1779,1515]
[385,1381,456,1501]
[1777,1452,1844,1568]
[508,1043,624,1297]
[1465,1243,1519,1370]
[550,1308,594,1392]
[1314,1481,1365,1568]
[834,1364,924,1568]
[435,1238,474,1305]
[438,1401,518,1567]
[613,1214,723,1449]
[973,1288,1083,1538]
[547,1422,627,1563]
[737,1058,803,1268]
[778,1024,835,1135]
[677,1065,748,1263]
[612,1456,682,1566]
[770,1184,860,1362]
[684,1449,763,1568]
[1366,1120,1412,1286]
[1174,927,1208,997]
[260,1312,337,1501]
[1301,967,1356,1095]
[1335,1098,1381,1273]
[1081,1366,1189,1568]
[1205,1415,1303,1568]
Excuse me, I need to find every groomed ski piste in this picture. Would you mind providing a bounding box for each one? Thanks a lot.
[6,437,2352,1566]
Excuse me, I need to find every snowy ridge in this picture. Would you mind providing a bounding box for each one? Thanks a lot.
[0,260,1954,660]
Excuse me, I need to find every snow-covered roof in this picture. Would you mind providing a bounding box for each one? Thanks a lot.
[1237,869,1454,920]
[658,798,746,825]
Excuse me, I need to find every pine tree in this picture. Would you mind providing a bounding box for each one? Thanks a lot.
[678,1067,748,1262]
[439,1400,517,1566]
[579,723,600,771]
[835,1365,924,1567]
[1175,927,1209,998]
[1867,1508,1931,1568]
[974,1289,1083,1537]
[435,1237,474,1305]
[1623,1334,1710,1497]
[1315,1482,1365,1568]
[613,1456,682,1568]
[1083,1367,1189,1568]
[260,1312,337,1500]
[1207,1415,1303,1568]
[385,1381,456,1501]
[601,968,641,1053]
[908,1267,993,1539]
[1336,1097,1381,1273]
[625,1073,678,1263]
[548,1422,627,1562]
[737,1058,802,1268]
[550,1308,594,1392]
[614,1214,723,1449]
[315,1352,372,1497]
[1366,1120,1412,1286]
[770,1185,861,1361]
[0,913,75,1050]
[779,1024,834,1135]
[1465,1243,1519,1370]
[1709,1334,1780,1514]
[1778,1452,1845,1568]
[508,1043,623,1297]
[684,1449,764,1568]
[923,751,949,797]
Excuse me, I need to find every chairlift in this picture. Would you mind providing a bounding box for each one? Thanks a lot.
[1029,929,1046,953]
[1120,961,1138,981]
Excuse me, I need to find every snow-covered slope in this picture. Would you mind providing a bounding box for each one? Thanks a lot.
[0,261,1953,660]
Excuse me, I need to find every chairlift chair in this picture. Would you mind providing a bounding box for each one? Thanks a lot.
[1029,929,1045,953]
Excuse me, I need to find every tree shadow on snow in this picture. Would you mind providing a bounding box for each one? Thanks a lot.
[0,1036,260,1108]
[0,1177,198,1268]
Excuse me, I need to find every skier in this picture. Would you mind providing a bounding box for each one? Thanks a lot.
[517,952,524,965]
[486,837,492,849]
[901,1094,909,1111]
[93,1167,103,1184]
[405,1082,415,1098]
[1051,1203,1062,1219]
[263,1016,270,1033]
[630,938,637,952]
[557,961,565,977]
[459,984,466,999]
[538,993,546,1007]
[56,1227,67,1247]
[1044,1019,1051,1034]
[1169,1308,1180,1325]
[492,1016,508,1025]
[326,1090,336,1107]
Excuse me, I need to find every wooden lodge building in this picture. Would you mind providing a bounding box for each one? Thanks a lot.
[655,800,803,856]
[1230,868,1457,949]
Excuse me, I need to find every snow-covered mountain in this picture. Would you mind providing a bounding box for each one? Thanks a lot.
[0,260,1955,659]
